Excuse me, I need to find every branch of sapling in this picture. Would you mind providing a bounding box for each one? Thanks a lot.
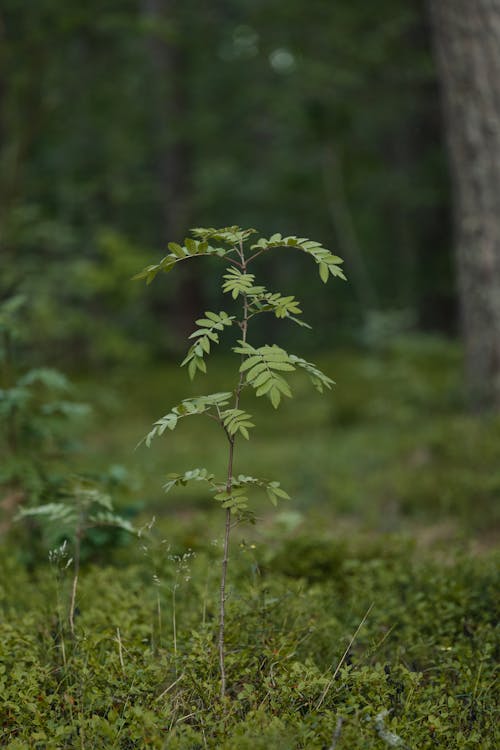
[69,523,82,638]
[223,257,242,269]
[170,251,243,270]
[245,249,265,265]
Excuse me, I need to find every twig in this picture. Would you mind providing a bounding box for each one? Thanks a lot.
[155,673,184,702]
[374,709,409,748]
[69,527,82,637]
[316,603,374,710]
[328,716,343,749]
[115,628,125,673]
[245,249,265,265]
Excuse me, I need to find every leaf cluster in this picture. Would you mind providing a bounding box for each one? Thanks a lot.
[162,469,289,512]
[0,299,91,503]
[250,233,346,283]
[16,478,135,537]
[143,392,232,447]
[133,239,224,284]
[181,311,234,380]
[135,226,344,524]
[234,341,334,408]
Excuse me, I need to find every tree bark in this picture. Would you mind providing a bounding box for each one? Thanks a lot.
[142,0,203,336]
[429,0,500,409]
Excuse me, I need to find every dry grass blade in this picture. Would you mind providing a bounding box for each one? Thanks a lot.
[155,673,184,702]
[316,602,374,710]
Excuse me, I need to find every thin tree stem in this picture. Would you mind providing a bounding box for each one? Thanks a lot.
[218,505,232,700]
[218,243,249,701]
[172,584,177,667]
[69,528,82,637]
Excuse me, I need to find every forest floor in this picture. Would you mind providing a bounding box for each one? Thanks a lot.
[1,337,498,748]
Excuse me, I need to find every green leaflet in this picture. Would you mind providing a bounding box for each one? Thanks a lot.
[222,267,265,299]
[143,392,232,447]
[221,408,255,440]
[288,355,335,393]
[181,311,235,379]
[213,486,249,510]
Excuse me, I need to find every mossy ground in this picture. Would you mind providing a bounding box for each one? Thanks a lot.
[1,339,499,748]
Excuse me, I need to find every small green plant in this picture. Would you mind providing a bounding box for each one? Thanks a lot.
[17,477,134,634]
[134,226,346,699]
[0,295,90,534]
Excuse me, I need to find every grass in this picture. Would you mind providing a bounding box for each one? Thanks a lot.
[0,336,499,748]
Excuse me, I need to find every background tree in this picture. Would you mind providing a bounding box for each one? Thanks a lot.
[0,0,454,366]
[429,0,500,409]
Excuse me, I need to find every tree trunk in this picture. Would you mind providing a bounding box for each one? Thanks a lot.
[429,0,500,409]
[142,0,203,337]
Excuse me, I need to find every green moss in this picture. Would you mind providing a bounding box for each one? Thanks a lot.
[2,338,499,747]
[0,537,498,748]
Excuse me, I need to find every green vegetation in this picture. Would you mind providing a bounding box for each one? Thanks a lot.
[1,2,499,746]
[1,338,498,748]
[134,225,344,699]
[0,531,497,749]
[1,0,451,365]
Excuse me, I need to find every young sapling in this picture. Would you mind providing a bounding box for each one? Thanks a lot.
[134,226,345,699]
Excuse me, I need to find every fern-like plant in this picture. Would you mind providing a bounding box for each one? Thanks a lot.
[17,477,134,635]
[0,295,91,534]
[134,226,346,699]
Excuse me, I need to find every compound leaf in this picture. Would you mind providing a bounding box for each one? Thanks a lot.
[143,392,232,446]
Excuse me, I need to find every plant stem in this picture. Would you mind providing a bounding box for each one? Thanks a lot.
[3,330,18,455]
[69,527,82,637]
[172,584,178,668]
[218,244,249,701]
[218,505,232,700]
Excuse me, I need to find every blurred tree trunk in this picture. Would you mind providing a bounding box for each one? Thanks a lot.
[321,142,378,315]
[429,0,500,409]
[142,0,203,338]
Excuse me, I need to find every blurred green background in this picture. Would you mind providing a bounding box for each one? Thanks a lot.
[0,0,498,548]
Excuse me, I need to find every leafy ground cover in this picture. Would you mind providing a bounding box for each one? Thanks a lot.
[1,338,499,748]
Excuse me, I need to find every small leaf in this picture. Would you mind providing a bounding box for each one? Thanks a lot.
[266,490,278,507]
[168,242,185,257]
[252,371,272,388]
[319,262,329,283]
[188,359,197,380]
[270,388,281,409]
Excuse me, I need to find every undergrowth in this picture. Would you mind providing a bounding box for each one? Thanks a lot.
[1,338,499,748]
[0,530,498,749]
